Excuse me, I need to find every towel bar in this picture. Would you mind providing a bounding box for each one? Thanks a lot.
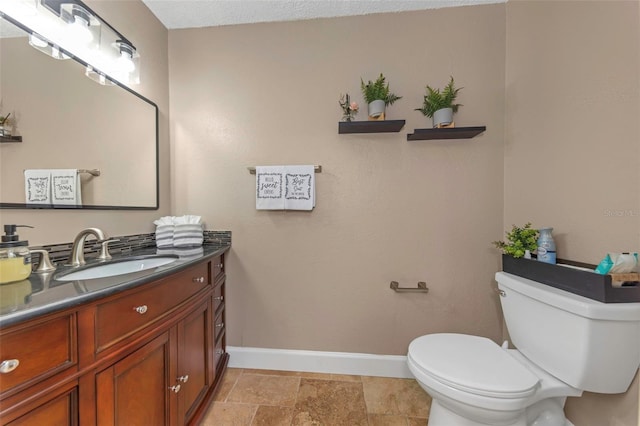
[79,169,100,176]
[390,281,429,293]
[22,169,100,176]
[248,165,322,174]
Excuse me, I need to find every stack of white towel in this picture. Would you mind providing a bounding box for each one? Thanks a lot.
[255,165,316,210]
[24,169,82,205]
[154,215,203,248]
[156,246,204,260]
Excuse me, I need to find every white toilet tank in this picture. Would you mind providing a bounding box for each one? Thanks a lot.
[496,271,640,394]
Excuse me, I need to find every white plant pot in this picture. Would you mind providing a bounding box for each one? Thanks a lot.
[432,108,453,128]
[368,100,386,118]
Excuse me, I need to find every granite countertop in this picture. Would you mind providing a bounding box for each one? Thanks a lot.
[0,244,230,328]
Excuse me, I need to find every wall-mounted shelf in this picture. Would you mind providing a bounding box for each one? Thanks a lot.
[406,126,486,141]
[0,135,22,143]
[339,120,405,134]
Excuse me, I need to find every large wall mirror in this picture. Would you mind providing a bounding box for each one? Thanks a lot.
[0,15,158,210]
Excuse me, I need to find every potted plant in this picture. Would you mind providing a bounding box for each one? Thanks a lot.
[360,73,402,120]
[0,113,11,137]
[415,76,462,128]
[338,93,359,122]
[493,223,539,259]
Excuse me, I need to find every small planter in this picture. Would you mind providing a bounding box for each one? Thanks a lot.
[367,100,386,119]
[432,108,453,128]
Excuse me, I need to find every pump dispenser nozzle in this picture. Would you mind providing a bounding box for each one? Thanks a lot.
[2,225,34,245]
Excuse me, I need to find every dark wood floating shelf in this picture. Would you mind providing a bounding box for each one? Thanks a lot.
[0,135,22,143]
[406,126,486,141]
[339,120,405,134]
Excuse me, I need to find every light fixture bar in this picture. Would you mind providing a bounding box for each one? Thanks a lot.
[0,0,141,85]
[40,0,135,50]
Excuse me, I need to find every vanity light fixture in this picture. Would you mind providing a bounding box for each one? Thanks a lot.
[113,40,140,84]
[85,65,115,86]
[0,0,141,86]
[116,41,136,73]
[28,33,70,60]
[59,3,99,48]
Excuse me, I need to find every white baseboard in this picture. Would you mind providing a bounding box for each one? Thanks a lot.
[226,346,414,378]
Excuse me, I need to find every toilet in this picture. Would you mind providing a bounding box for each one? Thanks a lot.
[407,271,640,426]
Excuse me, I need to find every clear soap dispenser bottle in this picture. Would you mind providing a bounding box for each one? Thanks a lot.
[0,225,33,284]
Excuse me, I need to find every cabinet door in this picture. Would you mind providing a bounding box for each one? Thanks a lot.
[5,381,78,426]
[96,331,176,426]
[177,300,211,424]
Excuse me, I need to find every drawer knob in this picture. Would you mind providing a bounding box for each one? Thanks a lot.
[214,296,224,301]
[216,349,224,355]
[216,322,224,328]
[168,384,181,393]
[0,359,19,374]
[216,263,223,269]
[133,305,148,314]
[177,375,189,383]
[193,276,205,283]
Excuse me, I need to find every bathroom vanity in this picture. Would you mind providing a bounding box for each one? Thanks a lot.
[0,246,228,425]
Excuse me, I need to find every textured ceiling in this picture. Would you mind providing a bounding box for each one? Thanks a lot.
[142,0,504,29]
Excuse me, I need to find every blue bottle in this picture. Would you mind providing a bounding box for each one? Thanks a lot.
[537,228,556,264]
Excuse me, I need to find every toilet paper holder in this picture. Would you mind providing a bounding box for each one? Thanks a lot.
[390,281,429,293]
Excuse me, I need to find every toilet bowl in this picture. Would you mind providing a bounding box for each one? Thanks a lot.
[406,272,640,426]
[407,333,581,426]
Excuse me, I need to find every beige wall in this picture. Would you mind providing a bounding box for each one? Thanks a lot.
[0,0,170,245]
[169,4,507,355]
[505,1,640,424]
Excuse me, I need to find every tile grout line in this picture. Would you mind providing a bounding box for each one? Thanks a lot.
[223,368,244,403]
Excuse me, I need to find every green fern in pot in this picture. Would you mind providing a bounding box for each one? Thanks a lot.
[415,76,462,127]
[360,73,402,119]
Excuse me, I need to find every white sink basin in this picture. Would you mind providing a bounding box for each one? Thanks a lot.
[56,256,178,281]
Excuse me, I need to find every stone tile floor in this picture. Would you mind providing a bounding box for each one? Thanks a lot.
[200,368,431,425]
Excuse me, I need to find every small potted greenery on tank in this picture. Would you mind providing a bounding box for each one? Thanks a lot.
[493,223,539,258]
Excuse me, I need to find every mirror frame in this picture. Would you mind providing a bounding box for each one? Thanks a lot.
[0,11,159,211]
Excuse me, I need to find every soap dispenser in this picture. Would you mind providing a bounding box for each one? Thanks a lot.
[0,225,33,284]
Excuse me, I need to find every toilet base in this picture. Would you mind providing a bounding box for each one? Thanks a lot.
[429,400,526,426]
[428,398,574,426]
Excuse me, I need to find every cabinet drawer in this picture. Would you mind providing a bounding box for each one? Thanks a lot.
[213,281,224,313]
[95,262,210,353]
[213,309,225,343]
[0,314,77,395]
[212,255,224,283]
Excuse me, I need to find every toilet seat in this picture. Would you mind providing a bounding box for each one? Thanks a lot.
[408,334,540,399]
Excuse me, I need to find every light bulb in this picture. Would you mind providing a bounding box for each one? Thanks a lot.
[68,13,93,45]
[117,51,135,73]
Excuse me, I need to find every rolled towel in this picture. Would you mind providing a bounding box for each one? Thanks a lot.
[155,224,174,248]
[173,223,203,247]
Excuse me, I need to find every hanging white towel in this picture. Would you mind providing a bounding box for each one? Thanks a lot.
[24,169,51,204]
[51,169,81,205]
[256,166,285,210]
[284,165,315,211]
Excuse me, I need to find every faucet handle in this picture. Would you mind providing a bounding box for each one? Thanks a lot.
[31,249,56,273]
[97,238,120,261]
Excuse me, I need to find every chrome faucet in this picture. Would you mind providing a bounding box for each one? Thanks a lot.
[66,228,109,267]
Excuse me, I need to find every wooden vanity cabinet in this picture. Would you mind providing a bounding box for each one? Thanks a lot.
[0,253,229,426]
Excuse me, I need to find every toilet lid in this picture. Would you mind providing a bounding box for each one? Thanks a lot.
[408,334,539,398]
